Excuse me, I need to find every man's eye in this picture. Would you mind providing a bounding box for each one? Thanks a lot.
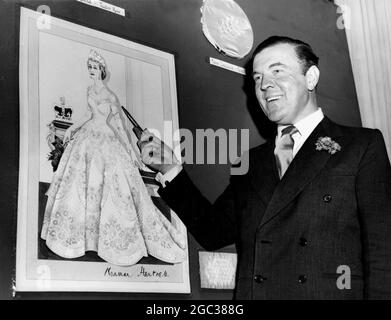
[273,69,282,75]
[254,75,262,82]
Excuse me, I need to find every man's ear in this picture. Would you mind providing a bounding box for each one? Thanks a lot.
[305,65,320,91]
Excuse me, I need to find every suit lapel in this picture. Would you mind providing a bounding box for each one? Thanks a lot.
[258,117,343,229]
[249,140,279,208]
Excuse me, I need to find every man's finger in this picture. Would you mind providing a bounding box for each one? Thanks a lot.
[139,140,161,152]
[141,139,165,150]
[139,130,155,143]
[141,145,161,165]
[141,147,153,164]
[141,143,159,158]
[138,131,157,150]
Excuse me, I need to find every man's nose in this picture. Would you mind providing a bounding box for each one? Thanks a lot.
[261,76,274,91]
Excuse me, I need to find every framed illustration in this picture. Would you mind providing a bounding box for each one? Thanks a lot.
[16,7,190,293]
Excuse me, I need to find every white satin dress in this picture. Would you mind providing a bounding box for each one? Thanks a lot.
[41,87,186,266]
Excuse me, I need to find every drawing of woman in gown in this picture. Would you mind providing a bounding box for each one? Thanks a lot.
[41,49,186,266]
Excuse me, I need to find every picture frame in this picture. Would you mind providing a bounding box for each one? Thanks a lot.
[16,7,190,294]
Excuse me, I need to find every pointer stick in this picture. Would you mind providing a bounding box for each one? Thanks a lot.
[121,106,144,139]
[121,106,153,157]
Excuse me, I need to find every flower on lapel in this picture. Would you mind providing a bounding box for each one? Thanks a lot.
[315,137,341,154]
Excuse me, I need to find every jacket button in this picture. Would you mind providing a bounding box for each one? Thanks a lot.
[298,275,307,284]
[323,194,332,202]
[254,275,267,283]
[299,238,308,247]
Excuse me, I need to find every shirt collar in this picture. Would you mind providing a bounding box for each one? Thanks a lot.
[277,108,324,139]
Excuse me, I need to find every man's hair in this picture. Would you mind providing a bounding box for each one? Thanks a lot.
[252,36,319,74]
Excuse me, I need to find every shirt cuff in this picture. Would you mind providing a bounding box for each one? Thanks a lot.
[155,165,183,187]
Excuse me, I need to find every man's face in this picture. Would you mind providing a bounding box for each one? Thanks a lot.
[252,43,314,125]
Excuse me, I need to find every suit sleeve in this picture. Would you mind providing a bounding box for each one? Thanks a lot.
[356,129,391,299]
[158,170,238,251]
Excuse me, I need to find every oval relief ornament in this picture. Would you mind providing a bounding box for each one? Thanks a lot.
[201,0,254,59]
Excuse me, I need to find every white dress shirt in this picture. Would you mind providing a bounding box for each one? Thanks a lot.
[275,108,324,159]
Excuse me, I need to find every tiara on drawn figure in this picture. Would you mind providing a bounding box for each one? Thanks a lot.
[88,49,106,68]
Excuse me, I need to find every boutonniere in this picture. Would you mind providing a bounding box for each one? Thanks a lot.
[315,137,341,154]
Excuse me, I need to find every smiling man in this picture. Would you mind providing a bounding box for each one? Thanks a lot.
[139,36,391,299]
[252,39,319,126]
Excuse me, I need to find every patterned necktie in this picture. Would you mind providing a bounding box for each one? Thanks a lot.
[275,125,298,179]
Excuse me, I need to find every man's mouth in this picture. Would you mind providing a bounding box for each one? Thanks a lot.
[266,95,283,102]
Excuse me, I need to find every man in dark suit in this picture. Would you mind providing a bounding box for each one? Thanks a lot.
[139,36,391,299]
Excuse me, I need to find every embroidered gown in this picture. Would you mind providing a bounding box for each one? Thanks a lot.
[41,86,186,266]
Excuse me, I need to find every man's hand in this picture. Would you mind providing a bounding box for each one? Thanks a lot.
[138,130,181,174]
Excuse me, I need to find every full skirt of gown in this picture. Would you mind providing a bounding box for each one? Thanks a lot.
[41,119,187,266]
